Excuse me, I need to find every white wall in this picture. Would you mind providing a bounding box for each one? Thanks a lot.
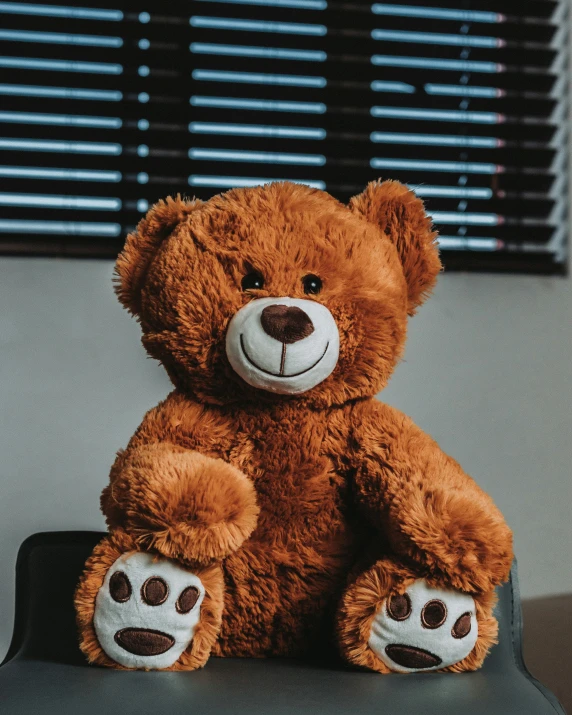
[0,257,571,661]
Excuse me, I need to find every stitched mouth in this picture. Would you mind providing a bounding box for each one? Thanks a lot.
[240,334,329,378]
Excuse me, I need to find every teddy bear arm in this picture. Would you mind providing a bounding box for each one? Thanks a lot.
[353,405,513,593]
[100,441,259,567]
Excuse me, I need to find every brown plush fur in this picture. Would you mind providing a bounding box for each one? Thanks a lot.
[348,180,441,315]
[75,180,513,671]
[101,444,259,566]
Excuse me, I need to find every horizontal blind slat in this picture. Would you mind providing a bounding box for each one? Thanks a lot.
[0,0,567,272]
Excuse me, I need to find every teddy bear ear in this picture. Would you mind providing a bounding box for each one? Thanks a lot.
[349,180,442,315]
[114,194,202,315]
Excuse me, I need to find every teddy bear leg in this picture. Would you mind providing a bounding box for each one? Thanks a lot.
[336,555,498,673]
[75,531,224,670]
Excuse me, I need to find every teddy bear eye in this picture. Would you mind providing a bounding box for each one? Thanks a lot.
[241,272,264,291]
[302,274,322,295]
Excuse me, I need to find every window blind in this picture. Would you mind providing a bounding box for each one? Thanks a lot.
[0,0,568,273]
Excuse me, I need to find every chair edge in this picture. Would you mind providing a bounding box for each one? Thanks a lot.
[509,560,566,715]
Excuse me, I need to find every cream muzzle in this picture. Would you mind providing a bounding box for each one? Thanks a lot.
[225,297,340,394]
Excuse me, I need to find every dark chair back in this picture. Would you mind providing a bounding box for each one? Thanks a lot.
[1,531,565,715]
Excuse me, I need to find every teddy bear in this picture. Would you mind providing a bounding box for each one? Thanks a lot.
[75,179,513,673]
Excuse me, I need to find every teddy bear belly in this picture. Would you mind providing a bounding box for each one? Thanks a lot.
[214,528,360,658]
[208,442,362,655]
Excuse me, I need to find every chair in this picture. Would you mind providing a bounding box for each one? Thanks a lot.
[0,531,565,714]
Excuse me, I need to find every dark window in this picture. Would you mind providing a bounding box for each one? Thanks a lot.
[0,0,568,273]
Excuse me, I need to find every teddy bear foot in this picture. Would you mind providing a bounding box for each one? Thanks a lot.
[337,557,498,674]
[76,534,225,670]
[369,579,478,673]
[93,551,206,669]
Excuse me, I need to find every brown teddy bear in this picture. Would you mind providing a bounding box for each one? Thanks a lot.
[75,180,513,673]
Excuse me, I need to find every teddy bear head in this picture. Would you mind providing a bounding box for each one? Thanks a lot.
[115,180,440,409]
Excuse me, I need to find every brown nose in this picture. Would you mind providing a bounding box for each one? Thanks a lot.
[260,304,314,344]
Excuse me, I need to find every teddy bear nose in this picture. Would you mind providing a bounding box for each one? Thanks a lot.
[260,304,315,344]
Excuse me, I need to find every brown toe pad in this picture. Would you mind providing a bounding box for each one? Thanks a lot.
[114,628,175,656]
[385,644,443,669]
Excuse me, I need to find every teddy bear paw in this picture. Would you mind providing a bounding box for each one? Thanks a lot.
[93,551,205,669]
[368,579,478,673]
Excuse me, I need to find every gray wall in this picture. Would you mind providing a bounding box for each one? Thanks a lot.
[1,257,571,660]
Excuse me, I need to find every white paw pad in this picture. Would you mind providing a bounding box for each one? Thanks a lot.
[94,552,205,669]
[368,579,478,673]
